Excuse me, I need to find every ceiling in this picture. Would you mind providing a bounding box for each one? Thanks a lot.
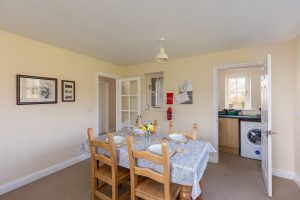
[0,0,300,66]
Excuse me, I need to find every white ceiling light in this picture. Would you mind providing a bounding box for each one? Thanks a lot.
[155,38,168,62]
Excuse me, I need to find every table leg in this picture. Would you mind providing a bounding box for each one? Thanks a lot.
[179,185,192,200]
[196,178,204,200]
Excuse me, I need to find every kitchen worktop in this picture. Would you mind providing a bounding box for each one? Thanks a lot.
[218,114,261,121]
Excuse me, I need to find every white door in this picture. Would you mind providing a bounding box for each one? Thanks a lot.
[99,81,109,134]
[261,54,272,197]
[118,77,141,130]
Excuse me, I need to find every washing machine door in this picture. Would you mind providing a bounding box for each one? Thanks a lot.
[244,127,262,147]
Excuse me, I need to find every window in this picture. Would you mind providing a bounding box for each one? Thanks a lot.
[146,72,164,109]
[225,74,251,110]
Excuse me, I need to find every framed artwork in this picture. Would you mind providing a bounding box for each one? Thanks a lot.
[62,80,75,102]
[16,75,57,105]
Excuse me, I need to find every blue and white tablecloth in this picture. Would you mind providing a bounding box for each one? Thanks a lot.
[81,134,216,199]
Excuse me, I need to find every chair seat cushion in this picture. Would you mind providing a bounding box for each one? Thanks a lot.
[135,178,180,200]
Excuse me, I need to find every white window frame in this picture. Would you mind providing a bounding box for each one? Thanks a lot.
[224,73,251,110]
[146,72,164,110]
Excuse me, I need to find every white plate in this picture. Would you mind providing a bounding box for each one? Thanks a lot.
[134,128,145,135]
[105,136,126,144]
[147,144,172,156]
[168,134,186,142]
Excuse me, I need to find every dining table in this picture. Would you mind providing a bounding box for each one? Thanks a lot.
[80,131,216,200]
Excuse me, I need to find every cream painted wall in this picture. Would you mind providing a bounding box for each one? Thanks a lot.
[293,35,300,178]
[218,67,262,111]
[0,31,124,185]
[124,42,295,172]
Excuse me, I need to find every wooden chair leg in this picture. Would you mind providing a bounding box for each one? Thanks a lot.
[112,182,118,200]
[91,177,96,200]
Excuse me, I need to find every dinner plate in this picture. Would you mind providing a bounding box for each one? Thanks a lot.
[105,136,126,144]
[134,128,145,135]
[168,133,186,142]
[147,144,172,156]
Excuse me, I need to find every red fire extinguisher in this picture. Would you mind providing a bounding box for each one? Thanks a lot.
[167,107,172,120]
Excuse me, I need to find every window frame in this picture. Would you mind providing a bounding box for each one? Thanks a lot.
[146,72,164,110]
[224,73,251,110]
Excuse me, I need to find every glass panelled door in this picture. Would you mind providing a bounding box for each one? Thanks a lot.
[118,77,141,130]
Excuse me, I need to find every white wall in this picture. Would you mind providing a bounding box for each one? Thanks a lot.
[124,41,295,173]
[293,34,300,183]
[0,31,124,185]
[218,67,262,111]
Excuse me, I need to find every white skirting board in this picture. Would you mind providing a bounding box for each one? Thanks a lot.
[272,168,294,180]
[272,168,300,188]
[294,173,300,188]
[0,154,90,195]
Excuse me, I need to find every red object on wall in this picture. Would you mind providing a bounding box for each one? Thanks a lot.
[167,107,172,120]
[166,93,173,104]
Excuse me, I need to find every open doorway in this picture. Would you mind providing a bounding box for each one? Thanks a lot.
[98,76,117,134]
[213,55,273,197]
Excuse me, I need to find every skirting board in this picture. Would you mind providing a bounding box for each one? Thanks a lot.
[0,154,90,195]
[272,168,294,180]
[294,173,300,188]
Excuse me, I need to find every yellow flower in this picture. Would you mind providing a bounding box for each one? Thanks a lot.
[141,125,147,131]
[148,124,155,133]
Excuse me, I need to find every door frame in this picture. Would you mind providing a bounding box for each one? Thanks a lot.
[212,60,264,163]
[96,72,121,135]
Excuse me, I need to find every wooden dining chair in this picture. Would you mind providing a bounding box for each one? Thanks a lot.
[168,121,198,140]
[127,136,180,200]
[87,128,130,200]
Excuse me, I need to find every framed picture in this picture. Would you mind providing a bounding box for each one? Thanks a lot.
[16,75,57,105]
[62,80,75,102]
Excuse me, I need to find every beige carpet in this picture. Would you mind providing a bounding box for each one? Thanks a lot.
[1,153,299,200]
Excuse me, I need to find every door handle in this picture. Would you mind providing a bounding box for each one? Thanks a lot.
[267,130,276,135]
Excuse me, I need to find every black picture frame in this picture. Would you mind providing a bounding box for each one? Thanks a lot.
[62,80,75,102]
[16,74,57,105]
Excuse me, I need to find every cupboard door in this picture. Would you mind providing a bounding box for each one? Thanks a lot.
[219,118,239,148]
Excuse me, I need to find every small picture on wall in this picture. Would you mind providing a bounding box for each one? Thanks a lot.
[16,74,57,105]
[62,80,75,102]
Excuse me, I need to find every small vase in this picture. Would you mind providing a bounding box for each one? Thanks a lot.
[145,130,151,144]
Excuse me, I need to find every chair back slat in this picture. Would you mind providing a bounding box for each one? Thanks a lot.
[87,128,118,173]
[134,167,164,183]
[132,150,163,165]
[92,140,111,151]
[94,154,113,166]
[127,136,171,200]
[168,121,198,140]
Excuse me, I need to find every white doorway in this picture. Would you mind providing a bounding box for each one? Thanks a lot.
[97,73,119,135]
[212,55,273,197]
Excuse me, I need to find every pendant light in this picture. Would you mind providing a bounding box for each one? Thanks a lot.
[155,38,168,62]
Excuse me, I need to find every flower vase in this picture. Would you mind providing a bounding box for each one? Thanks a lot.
[145,130,151,144]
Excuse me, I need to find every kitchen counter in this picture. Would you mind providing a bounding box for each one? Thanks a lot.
[218,114,261,121]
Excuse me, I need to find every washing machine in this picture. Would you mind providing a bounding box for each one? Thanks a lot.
[240,121,262,160]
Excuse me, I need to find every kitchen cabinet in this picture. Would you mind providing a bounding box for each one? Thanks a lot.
[219,117,239,155]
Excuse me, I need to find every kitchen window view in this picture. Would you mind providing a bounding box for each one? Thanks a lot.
[225,74,250,110]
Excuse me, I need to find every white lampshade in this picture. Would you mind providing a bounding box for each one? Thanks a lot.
[155,38,168,62]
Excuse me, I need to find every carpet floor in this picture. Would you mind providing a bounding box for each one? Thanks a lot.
[1,152,299,200]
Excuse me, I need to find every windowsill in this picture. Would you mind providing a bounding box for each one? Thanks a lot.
[142,107,165,112]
